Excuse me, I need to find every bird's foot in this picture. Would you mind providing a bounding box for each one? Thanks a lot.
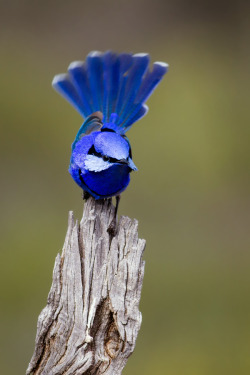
[82,190,90,201]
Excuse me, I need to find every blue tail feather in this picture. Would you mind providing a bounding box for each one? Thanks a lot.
[122,104,149,131]
[118,53,133,74]
[102,51,120,122]
[109,55,120,117]
[52,73,86,117]
[115,74,128,120]
[117,54,149,125]
[68,62,93,116]
[135,62,168,104]
[121,102,147,129]
[86,52,103,113]
[52,51,168,134]
[102,51,113,121]
[117,62,168,129]
[115,53,133,115]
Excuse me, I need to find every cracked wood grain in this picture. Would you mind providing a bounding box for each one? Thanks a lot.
[27,197,146,375]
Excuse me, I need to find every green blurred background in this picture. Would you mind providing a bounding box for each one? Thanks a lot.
[0,1,250,374]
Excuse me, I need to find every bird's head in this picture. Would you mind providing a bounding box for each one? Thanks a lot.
[84,131,137,173]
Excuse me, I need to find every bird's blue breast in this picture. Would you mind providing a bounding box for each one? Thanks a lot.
[80,164,131,198]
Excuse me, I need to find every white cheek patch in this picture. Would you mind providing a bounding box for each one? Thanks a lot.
[84,155,112,172]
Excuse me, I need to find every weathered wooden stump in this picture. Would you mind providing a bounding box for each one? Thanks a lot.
[27,197,146,375]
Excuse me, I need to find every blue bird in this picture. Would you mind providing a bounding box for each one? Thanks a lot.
[52,51,168,204]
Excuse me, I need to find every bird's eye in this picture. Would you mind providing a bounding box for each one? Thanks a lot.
[103,155,109,162]
[88,145,98,156]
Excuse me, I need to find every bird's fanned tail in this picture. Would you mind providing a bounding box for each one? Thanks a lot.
[52,51,168,134]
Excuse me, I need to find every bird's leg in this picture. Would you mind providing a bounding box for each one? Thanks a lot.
[82,190,90,201]
[107,195,121,237]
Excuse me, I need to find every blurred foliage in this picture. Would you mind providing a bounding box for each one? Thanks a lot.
[0,1,250,374]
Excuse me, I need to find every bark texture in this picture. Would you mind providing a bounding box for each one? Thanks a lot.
[27,197,146,375]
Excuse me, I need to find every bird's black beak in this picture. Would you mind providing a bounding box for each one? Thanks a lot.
[118,158,137,171]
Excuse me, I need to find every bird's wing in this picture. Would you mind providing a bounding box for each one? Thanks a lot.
[71,112,103,151]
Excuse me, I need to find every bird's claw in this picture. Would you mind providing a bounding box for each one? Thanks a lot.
[82,191,90,201]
